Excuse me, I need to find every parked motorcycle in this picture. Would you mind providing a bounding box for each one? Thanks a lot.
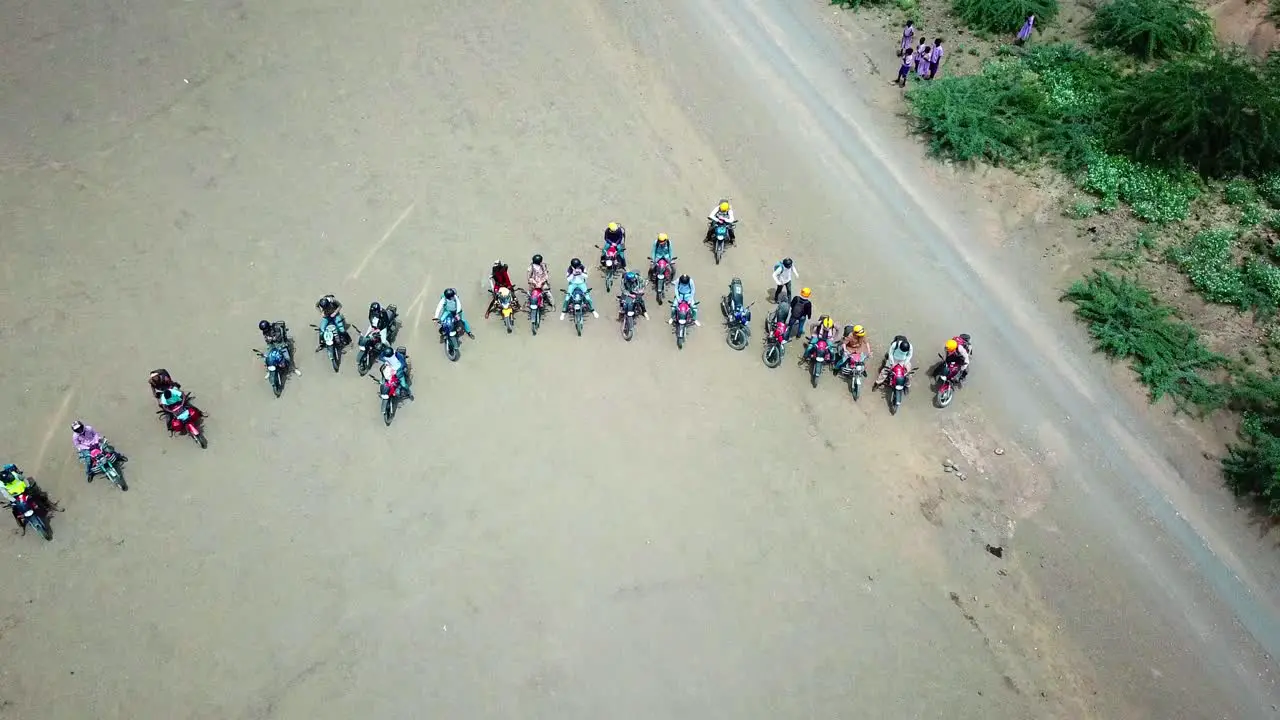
[887,364,916,415]
[706,220,735,265]
[312,321,346,372]
[722,299,753,351]
[839,353,869,401]
[437,314,464,361]
[618,292,642,342]
[596,244,624,292]
[565,287,592,337]
[762,316,789,368]
[932,334,974,409]
[254,343,293,398]
[651,256,677,305]
[673,299,698,350]
[494,291,520,334]
[158,392,207,449]
[87,442,127,491]
[7,490,52,541]
[806,339,834,388]
[526,287,549,335]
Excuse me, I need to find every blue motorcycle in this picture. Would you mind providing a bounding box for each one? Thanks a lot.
[437,314,464,361]
[254,343,292,397]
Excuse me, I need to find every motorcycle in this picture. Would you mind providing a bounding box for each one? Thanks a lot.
[618,292,642,342]
[839,353,869,401]
[887,364,916,415]
[932,334,973,409]
[356,331,390,376]
[565,287,592,337]
[762,317,789,368]
[87,443,127,491]
[374,365,407,426]
[493,291,520,334]
[651,256,677,305]
[673,299,698,349]
[253,343,292,398]
[526,286,549,336]
[437,314,464,361]
[707,220,735,265]
[157,392,207,448]
[312,319,347,372]
[7,491,52,541]
[597,244,624,293]
[807,338,834,388]
[722,300,753,351]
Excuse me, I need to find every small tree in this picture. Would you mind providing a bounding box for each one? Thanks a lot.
[1088,0,1213,60]
[952,0,1059,34]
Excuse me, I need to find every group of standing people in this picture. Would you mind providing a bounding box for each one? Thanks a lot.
[892,14,1037,88]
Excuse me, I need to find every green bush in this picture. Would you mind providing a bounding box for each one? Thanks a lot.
[1088,0,1213,60]
[1080,150,1199,223]
[1020,44,1123,171]
[1224,375,1280,512]
[1260,173,1280,208]
[1110,50,1280,179]
[1244,258,1280,309]
[1061,270,1227,408]
[952,0,1059,33]
[1168,228,1247,305]
[1225,179,1259,206]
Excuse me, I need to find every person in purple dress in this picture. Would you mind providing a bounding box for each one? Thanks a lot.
[929,38,945,79]
[1015,14,1035,46]
[895,48,914,87]
[915,42,932,77]
[898,21,915,57]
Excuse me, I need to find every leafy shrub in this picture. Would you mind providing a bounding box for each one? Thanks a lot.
[1080,150,1199,223]
[1244,258,1280,309]
[1225,179,1259,206]
[1168,228,1247,305]
[1088,0,1213,60]
[1020,44,1123,170]
[1110,50,1280,178]
[1224,375,1280,512]
[952,0,1059,33]
[1061,271,1227,408]
[1260,173,1280,208]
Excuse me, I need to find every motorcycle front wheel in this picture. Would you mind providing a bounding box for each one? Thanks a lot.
[446,338,461,362]
[329,345,341,373]
[29,515,52,541]
[763,343,782,368]
[727,327,748,351]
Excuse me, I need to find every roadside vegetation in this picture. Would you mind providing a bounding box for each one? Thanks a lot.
[833,0,1280,512]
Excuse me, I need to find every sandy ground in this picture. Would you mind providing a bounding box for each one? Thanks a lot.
[0,0,1278,718]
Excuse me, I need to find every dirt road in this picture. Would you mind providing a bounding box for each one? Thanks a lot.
[1,0,1277,717]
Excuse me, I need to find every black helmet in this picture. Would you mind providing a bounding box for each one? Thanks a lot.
[679,274,690,284]
[782,257,793,268]
[380,345,395,359]
[842,324,855,338]
[570,258,583,270]
[370,301,381,314]
[444,288,456,300]
[71,420,84,433]
[258,320,270,332]
[898,339,912,354]
[532,254,543,265]
[319,297,334,312]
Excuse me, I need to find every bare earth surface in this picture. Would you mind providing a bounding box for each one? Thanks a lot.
[1,0,1279,718]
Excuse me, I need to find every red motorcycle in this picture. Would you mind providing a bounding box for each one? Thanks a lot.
[597,244,624,292]
[526,286,549,336]
[157,392,208,449]
[932,334,973,409]
[887,363,916,415]
[376,368,404,426]
[651,256,677,305]
[807,338,834,388]
[762,316,789,368]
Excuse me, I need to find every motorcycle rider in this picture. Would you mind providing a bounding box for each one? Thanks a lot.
[72,421,127,482]
[650,233,675,279]
[772,258,797,302]
[527,254,554,305]
[602,222,627,267]
[873,335,915,388]
[433,288,476,339]
[148,368,180,401]
[258,320,301,376]
[619,270,649,319]
[368,301,399,340]
[835,324,872,373]
[668,274,700,326]
[562,258,599,320]
[803,315,839,361]
[788,287,813,340]
[940,336,972,383]
[486,261,516,318]
[379,345,414,401]
[706,200,737,243]
[315,294,352,349]
[2,464,50,528]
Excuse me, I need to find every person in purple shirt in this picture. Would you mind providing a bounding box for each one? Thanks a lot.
[1015,15,1035,45]
[898,21,915,56]
[916,42,932,77]
[896,49,914,87]
[929,38,945,79]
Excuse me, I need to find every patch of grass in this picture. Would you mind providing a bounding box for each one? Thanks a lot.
[1088,0,1213,61]
[1080,150,1199,224]
[1242,204,1265,228]
[952,0,1059,34]
[1167,228,1247,305]
[1069,200,1097,218]
[1225,179,1259,206]
[1061,270,1227,409]
[1224,374,1280,513]
[1260,173,1280,209]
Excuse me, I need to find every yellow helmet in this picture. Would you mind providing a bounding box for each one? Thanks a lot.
[607,222,619,232]
[821,316,834,329]
[945,339,959,352]
[853,324,866,337]
[657,232,668,242]
[719,202,730,212]
[799,287,811,299]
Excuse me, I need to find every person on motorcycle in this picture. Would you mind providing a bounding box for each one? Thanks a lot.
[527,254,553,305]
[873,335,914,388]
[835,324,872,373]
[315,294,352,349]
[941,336,972,383]
[788,287,813,340]
[368,301,398,336]
[72,421,126,482]
[706,200,737,243]
[562,258,599,319]
[379,345,414,400]
[358,317,391,356]
[619,270,649,319]
[772,258,797,302]
[258,320,300,375]
[486,261,516,318]
[803,315,839,361]
[433,288,476,339]
[668,274,700,326]
[148,368,180,400]
[650,233,675,279]
[602,222,627,267]
[2,464,51,529]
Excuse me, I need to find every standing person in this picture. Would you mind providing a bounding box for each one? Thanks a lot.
[788,287,813,340]
[896,48,914,88]
[928,38,945,79]
[772,258,798,302]
[915,41,932,78]
[898,21,915,57]
[1015,15,1035,46]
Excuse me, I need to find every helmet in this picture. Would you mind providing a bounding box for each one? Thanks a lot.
[370,301,382,314]
[719,201,730,212]
[532,254,543,265]
[498,287,511,298]
[607,222,619,232]
[0,466,12,482]
[657,233,669,243]
[679,274,690,284]
[258,320,270,332]
[71,420,84,433]
[571,258,583,270]
[898,339,912,354]
[842,325,855,338]
[945,339,959,352]
[782,257,793,268]
[821,316,834,330]
[493,259,505,269]
[625,271,638,281]
[380,346,395,359]
[444,288,456,299]
[319,296,334,312]
[853,324,866,337]
[799,287,811,299]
